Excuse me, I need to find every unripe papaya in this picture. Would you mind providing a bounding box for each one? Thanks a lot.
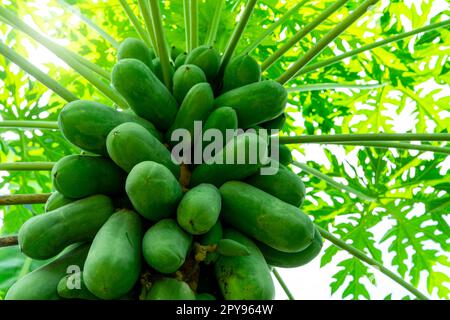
[190,132,268,187]
[220,181,314,252]
[152,57,175,87]
[106,122,180,177]
[45,191,75,212]
[170,45,184,61]
[146,278,195,300]
[246,163,306,207]
[83,209,142,300]
[185,45,221,82]
[202,107,238,148]
[177,183,221,235]
[142,219,192,274]
[278,144,293,166]
[222,54,261,92]
[199,221,223,264]
[217,239,251,257]
[57,272,97,300]
[172,64,206,103]
[196,293,216,300]
[215,229,274,300]
[118,38,155,71]
[125,161,183,221]
[52,155,126,199]
[214,80,287,128]
[5,243,90,300]
[175,52,187,68]
[19,195,114,260]
[58,100,162,156]
[257,227,323,268]
[112,59,178,131]
[166,83,214,146]
[260,113,286,131]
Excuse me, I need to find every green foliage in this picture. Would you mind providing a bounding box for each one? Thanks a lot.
[0,0,449,299]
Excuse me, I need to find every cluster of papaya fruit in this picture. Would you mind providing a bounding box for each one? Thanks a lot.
[6,38,322,300]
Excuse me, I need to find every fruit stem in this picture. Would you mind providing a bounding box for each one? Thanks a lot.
[0,162,55,171]
[292,161,376,202]
[184,0,191,52]
[272,268,295,300]
[218,0,258,79]
[0,193,51,205]
[56,0,119,49]
[326,141,450,155]
[190,0,198,50]
[205,0,225,46]
[240,0,306,56]
[0,7,130,109]
[261,0,349,71]
[279,133,450,144]
[0,236,18,248]
[316,226,430,300]
[137,0,159,53]
[287,82,387,92]
[119,0,153,47]
[148,0,172,89]
[295,19,450,77]
[0,42,78,102]
[0,121,59,130]
[276,0,379,85]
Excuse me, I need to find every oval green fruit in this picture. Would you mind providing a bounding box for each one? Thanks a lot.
[222,54,261,92]
[52,155,126,198]
[58,100,162,156]
[196,293,216,300]
[172,64,206,104]
[112,58,178,131]
[175,52,187,68]
[106,122,180,177]
[45,191,75,212]
[260,113,286,131]
[146,278,195,300]
[220,181,314,252]
[217,239,251,257]
[177,183,221,235]
[142,219,192,274]
[118,38,155,71]
[199,221,223,265]
[185,45,221,82]
[19,195,114,260]
[57,272,97,300]
[202,106,238,151]
[125,161,183,221]
[152,57,175,87]
[83,209,142,300]
[215,229,274,300]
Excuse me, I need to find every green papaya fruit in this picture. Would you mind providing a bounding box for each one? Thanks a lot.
[152,57,175,87]
[217,239,251,257]
[5,243,90,300]
[146,278,195,300]
[125,161,183,221]
[222,54,261,92]
[214,80,287,128]
[202,106,238,149]
[185,45,221,82]
[246,163,305,207]
[83,209,142,300]
[196,293,216,300]
[278,144,293,166]
[177,183,221,235]
[257,227,323,268]
[220,181,314,253]
[166,82,214,145]
[118,38,155,71]
[172,64,206,103]
[142,219,192,274]
[260,113,286,131]
[44,191,75,212]
[57,272,97,300]
[112,58,178,131]
[58,100,162,156]
[199,221,223,265]
[19,195,114,260]
[215,229,274,300]
[106,122,180,177]
[170,45,183,61]
[190,132,268,187]
[52,155,126,199]
[174,52,187,68]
